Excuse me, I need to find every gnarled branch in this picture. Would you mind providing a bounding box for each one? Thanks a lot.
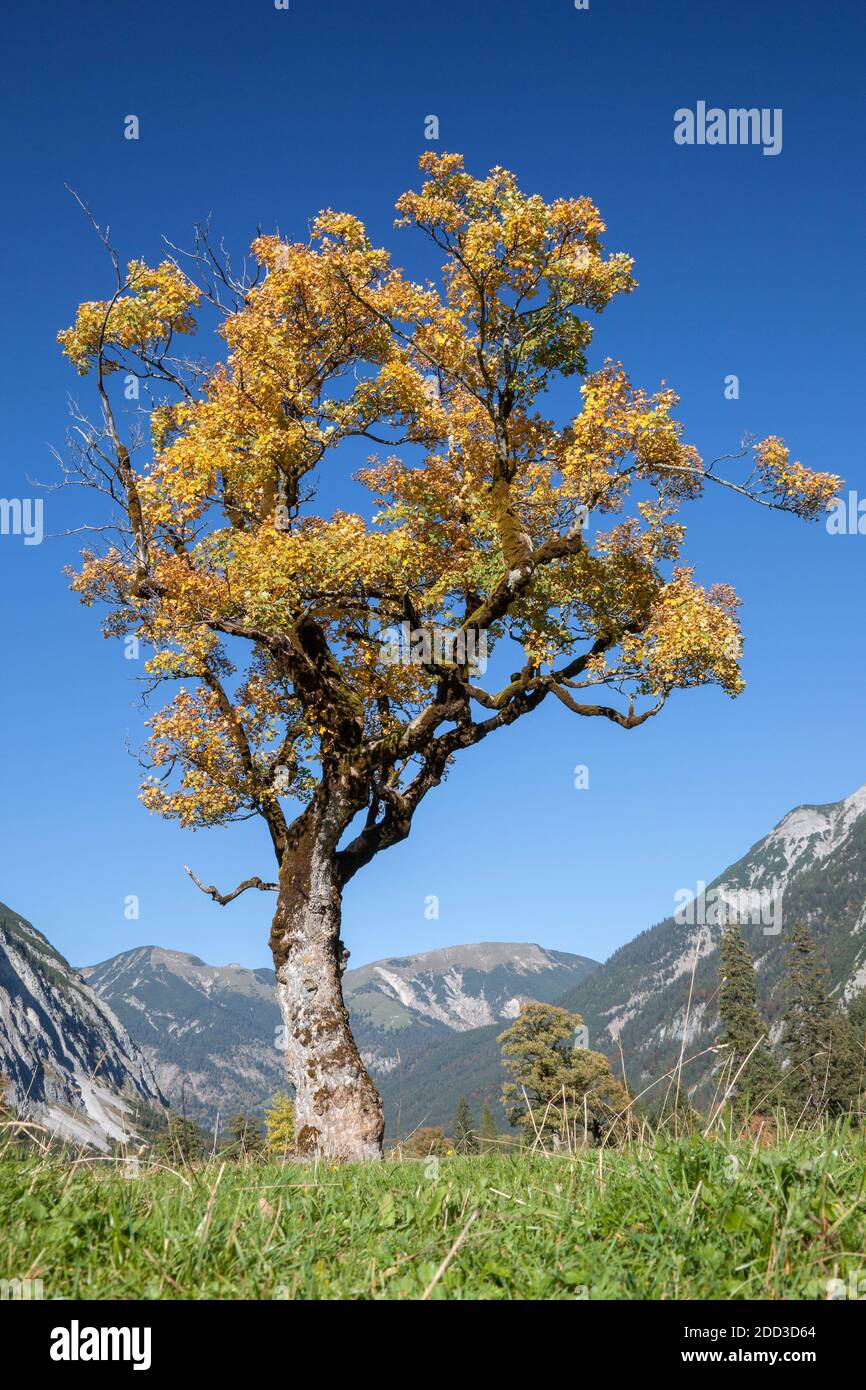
[184,865,278,905]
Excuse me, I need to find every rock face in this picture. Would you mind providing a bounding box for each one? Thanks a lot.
[0,900,164,1150]
[558,783,866,1102]
[345,942,598,1076]
[83,946,283,1129]
[84,941,598,1129]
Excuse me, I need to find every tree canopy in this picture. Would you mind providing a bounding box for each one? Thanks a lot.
[58,152,840,898]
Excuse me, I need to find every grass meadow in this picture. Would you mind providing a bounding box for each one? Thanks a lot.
[2,1125,865,1300]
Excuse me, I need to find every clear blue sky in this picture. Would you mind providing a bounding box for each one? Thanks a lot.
[1,0,864,972]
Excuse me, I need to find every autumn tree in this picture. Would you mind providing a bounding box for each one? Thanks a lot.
[264,1091,296,1159]
[58,153,839,1160]
[498,1002,630,1146]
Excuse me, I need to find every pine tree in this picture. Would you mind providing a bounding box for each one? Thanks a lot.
[264,1092,296,1160]
[478,1101,499,1153]
[153,1115,206,1165]
[782,922,833,1119]
[224,1112,264,1159]
[717,923,779,1115]
[845,989,866,1120]
[452,1095,477,1154]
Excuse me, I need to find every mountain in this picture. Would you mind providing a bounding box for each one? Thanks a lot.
[84,942,598,1133]
[375,1021,506,1134]
[0,900,164,1149]
[82,947,283,1131]
[558,784,866,1105]
[346,941,597,1070]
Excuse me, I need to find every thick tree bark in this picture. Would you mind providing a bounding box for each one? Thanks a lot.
[269,792,384,1160]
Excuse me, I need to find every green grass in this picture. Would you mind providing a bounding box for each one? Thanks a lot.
[2,1130,865,1299]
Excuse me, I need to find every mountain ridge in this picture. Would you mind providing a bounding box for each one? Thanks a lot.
[83,940,598,1130]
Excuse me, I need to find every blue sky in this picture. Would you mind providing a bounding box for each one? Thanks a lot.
[1,0,864,973]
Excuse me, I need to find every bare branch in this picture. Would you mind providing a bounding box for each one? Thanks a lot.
[183,865,278,905]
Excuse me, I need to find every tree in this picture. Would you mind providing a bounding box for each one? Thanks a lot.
[153,1115,205,1165]
[781,923,834,1119]
[57,153,839,1159]
[397,1126,451,1158]
[224,1111,265,1159]
[498,1002,630,1145]
[717,923,779,1115]
[264,1091,296,1159]
[478,1101,500,1153]
[452,1095,477,1153]
[838,991,866,1120]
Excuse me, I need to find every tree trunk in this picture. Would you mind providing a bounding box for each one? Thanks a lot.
[269,794,384,1161]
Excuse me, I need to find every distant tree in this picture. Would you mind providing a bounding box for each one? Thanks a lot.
[264,1092,296,1160]
[499,1002,630,1146]
[398,1127,450,1158]
[153,1115,206,1165]
[845,989,866,1120]
[452,1096,477,1154]
[478,1101,499,1153]
[782,923,835,1119]
[847,990,866,1034]
[224,1112,265,1159]
[717,923,780,1115]
[824,1014,866,1119]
